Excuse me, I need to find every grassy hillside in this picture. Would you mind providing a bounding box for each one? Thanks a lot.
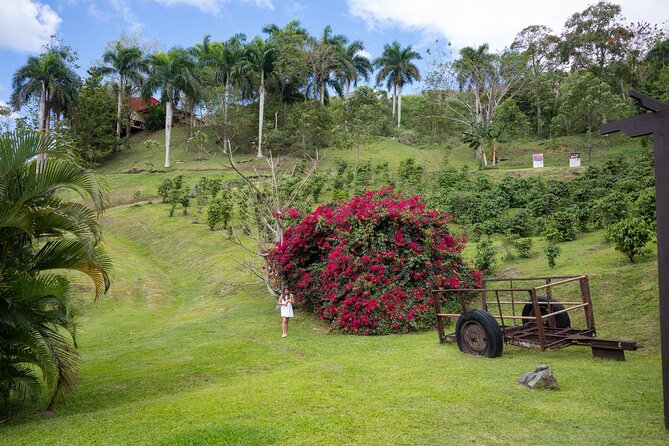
[1,131,666,445]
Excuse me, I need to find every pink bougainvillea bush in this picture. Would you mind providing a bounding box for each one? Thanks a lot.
[267,187,481,335]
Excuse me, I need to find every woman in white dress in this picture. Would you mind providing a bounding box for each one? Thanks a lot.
[278,288,294,337]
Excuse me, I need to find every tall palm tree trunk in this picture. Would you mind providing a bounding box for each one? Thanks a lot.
[190,106,195,139]
[345,80,350,99]
[320,82,325,105]
[36,83,48,170]
[224,79,230,123]
[165,101,173,168]
[38,83,46,132]
[480,139,487,167]
[392,84,396,117]
[397,85,402,128]
[116,80,123,139]
[257,72,265,159]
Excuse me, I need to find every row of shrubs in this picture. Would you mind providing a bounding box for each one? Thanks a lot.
[158,146,657,267]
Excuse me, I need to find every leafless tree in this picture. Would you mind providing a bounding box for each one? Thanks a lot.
[204,138,324,296]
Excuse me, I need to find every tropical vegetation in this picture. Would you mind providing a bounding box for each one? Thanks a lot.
[0,131,111,417]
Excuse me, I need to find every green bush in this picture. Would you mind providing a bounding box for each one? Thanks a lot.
[543,211,578,242]
[504,209,534,237]
[514,238,534,258]
[544,243,561,268]
[207,192,234,231]
[605,217,654,263]
[158,175,184,202]
[475,238,496,273]
[397,157,424,194]
[635,188,656,228]
[593,192,630,227]
[144,104,166,131]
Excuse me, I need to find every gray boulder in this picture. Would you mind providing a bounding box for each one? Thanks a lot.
[519,364,559,390]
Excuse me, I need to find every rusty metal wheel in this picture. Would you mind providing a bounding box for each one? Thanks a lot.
[455,310,503,358]
[522,296,571,328]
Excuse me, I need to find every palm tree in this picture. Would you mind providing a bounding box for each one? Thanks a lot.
[204,35,248,125]
[46,72,80,130]
[99,42,145,139]
[341,40,372,98]
[374,41,422,127]
[453,44,492,124]
[262,21,309,104]
[246,36,277,158]
[142,48,200,168]
[0,130,111,415]
[11,50,80,133]
[307,25,348,104]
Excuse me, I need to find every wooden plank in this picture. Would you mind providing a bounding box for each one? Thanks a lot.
[493,301,585,305]
[541,303,589,318]
[533,276,587,290]
[432,291,446,344]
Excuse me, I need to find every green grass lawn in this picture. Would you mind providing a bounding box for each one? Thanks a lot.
[1,133,666,445]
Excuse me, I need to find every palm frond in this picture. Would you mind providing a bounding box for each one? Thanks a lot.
[32,239,112,299]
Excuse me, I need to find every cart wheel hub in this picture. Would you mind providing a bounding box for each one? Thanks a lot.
[461,321,488,355]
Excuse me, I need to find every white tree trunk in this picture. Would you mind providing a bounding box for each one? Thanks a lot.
[397,85,402,128]
[116,79,123,139]
[224,80,230,124]
[392,84,396,117]
[480,140,488,167]
[190,105,195,139]
[345,79,350,99]
[36,83,47,170]
[38,83,46,132]
[257,76,265,159]
[165,101,173,168]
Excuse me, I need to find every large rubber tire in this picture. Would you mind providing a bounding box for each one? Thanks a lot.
[455,310,503,358]
[521,296,571,328]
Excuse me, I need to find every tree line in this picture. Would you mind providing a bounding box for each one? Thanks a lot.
[4,2,668,169]
[8,21,422,167]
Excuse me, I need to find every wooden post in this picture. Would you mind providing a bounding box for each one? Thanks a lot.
[580,276,596,332]
[530,289,547,350]
[601,90,669,429]
[433,291,446,344]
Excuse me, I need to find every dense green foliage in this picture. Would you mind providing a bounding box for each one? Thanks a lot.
[0,131,111,417]
[605,217,654,262]
[69,71,117,165]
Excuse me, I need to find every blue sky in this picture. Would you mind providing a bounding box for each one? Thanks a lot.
[0,0,667,106]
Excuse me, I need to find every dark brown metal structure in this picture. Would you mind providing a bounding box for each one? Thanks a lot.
[433,276,641,359]
[600,90,669,429]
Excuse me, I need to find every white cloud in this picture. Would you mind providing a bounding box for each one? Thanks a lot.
[0,0,62,53]
[110,0,144,32]
[154,0,223,14]
[152,0,273,15]
[87,2,109,21]
[242,0,274,10]
[347,0,668,51]
[357,49,372,59]
[283,1,305,16]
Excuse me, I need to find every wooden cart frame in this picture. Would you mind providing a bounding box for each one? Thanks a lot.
[432,275,641,360]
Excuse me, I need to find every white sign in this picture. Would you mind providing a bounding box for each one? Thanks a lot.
[569,152,581,167]
[532,153,544,168]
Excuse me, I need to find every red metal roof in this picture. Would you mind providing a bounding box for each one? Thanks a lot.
[129,97,160,111]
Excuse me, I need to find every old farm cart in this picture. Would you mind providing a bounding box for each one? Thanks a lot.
[432,275,641,360]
